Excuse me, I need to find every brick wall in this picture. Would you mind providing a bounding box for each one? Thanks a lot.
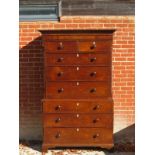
[19,16,135,140]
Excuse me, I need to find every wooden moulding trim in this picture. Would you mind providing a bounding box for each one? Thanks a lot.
[41,97,114,102]
[39,29,116,34]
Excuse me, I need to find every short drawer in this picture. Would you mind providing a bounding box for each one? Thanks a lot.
[44,41,77,52]
[46,66,111,81]
[44,127,113,145]
[45,53,111,66]
[46,82,111,99]
[43,99,113,113]
[43,114,113,128]
[78,40,112,52]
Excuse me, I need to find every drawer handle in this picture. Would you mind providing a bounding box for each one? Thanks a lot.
[57,57,64,62]
[58,42,63,50]
[90,72,96,77]
[55,133,61,138]
[58,88,64,93]
[55,118,61,123]
[57,72,64,77]
[93,118,100,123]
[90,57,96,62]
[93,133,99,138]
[93,105,100,110]
[91,41,96,49]
[90,88,96,93]
[55,105,62,111]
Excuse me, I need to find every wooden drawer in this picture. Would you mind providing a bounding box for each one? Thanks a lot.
[46,66,111,81]
[43,99,113,113]
[44,127,113,145]
[44,41,77,52]
[43,114,113,128]
[46,82,111,99]
[78,40,112,52]
[46,53,111,66]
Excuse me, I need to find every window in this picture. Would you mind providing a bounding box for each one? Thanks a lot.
[19,4,61,21]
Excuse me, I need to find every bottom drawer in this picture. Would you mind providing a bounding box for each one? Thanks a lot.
[44,127,113,145]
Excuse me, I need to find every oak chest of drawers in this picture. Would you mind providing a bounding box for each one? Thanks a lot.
[40,30,114,153]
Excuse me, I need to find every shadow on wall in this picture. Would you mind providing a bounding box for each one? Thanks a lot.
[19,36,44,140]
[20,124,135,153]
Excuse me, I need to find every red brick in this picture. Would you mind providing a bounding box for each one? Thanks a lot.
[20,25,28,28]
[116,24,128,27]
[78,24,91,28]
[85,19,98,23]
[115,82,126,86]
[110,19,122,23]
[122,45,135,48]
[54,24,66,29]
[20,37,33,41]
[65,23,78,28]
[123,19,134,23]
[127,58,134,61]
[128,41,134,44]
[98,19,110,23]
[128,23,135,28]
[28,24,40,29]
[113,45,122,48]
[104,24,115,27]
[60,18,73,23]
[116,41,128,44]
[91,23,103,28]
[72,18,86,23]
[114,57,126,61]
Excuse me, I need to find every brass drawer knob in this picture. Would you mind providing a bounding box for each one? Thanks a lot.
[90,88,96,93]
[57,72,64,77]
[55,133,61,138]
[58,88,64,93]
[58,42,63,50]
[93,105,100,110]
[90,72,96,77]
[55,105,62,111]
[76,114,80,118]
[57,57,64,62]
[90,57,96,62]
[93,118,100,123]
[93,133,99,138]
[55,118,61,123]
[91,41,96,49]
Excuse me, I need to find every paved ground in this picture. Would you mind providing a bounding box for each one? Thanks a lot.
[19,144,135,155]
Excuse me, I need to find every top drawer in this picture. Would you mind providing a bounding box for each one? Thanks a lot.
[44,41,77,52]
[44,40,112,53]
[78,40,112,52]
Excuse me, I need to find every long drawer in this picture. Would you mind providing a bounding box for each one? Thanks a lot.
[43,113,112,128]
[45,53,111,66]
[44,40,111,53]
[46,66,111,81]
[46,82,111,99]
[44,127,113,145]
[43,99,113,113]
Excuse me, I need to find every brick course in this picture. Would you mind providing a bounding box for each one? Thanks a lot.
[19,16,135,140]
